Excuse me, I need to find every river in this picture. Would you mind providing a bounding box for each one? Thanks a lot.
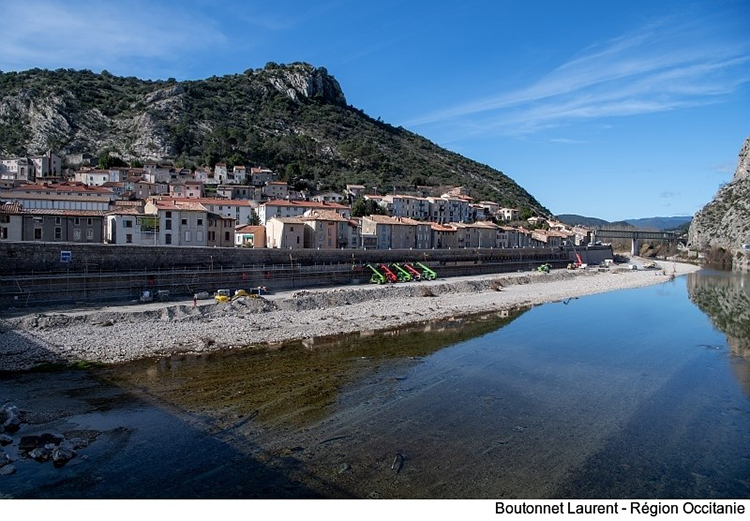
[1,270,749,498]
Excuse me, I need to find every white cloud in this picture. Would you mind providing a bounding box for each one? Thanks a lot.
[0,0,227,77]
[403,14,750,135]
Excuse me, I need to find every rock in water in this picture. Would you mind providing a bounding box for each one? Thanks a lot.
[0,435,12,447]
[52,446,76,467]
[0,465,16,476]
[18,435,41,453]
[28,446,53,462]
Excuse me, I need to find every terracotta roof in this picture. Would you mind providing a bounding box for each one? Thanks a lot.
[164,197,255,207]
[107,207,144,216]
[263,199,349,210]
[0,202,22,214]
[20,208,107,217]
[399,217,430,226]
[154,200,207,212]
[7,182,113,194]
[364,215,407,225]
[235,224,265,233]
[301,209,347,222]
[0,192,112,202]
[430,223,456,232]
[268,216,306,224]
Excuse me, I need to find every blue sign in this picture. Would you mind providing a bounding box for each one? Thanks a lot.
[60,251,72,263]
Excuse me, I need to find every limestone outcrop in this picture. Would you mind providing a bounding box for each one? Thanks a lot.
[688,138,750,271]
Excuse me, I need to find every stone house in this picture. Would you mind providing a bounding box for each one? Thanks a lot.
[265,217,306,249]
[0,201,23,241]
[234,224,266,248]
[262,181,289,200]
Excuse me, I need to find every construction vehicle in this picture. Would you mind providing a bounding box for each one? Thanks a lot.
[567,246,586,270]
[214,289,231,302]
[537,263,551,273]
[379,263,399,283]
[391,263,413,282]
[367,264,386,284]
[415,262,437,280]
[402,263,422,281]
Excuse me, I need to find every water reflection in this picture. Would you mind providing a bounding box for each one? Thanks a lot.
[687,270,750,393]
[101,309,528,429]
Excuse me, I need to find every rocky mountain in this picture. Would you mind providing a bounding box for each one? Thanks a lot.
[0,63,548,213]
[688,138,750,271]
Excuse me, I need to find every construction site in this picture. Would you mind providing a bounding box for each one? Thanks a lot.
[0,243,613,308]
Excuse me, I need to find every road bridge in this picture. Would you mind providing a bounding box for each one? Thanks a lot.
[593,229,678,255]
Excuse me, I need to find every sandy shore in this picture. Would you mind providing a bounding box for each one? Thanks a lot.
[0,260,700,371]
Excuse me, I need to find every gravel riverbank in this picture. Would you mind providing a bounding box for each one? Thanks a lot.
[0,261,700,371]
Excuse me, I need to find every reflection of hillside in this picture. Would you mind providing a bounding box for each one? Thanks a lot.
[687,271,750,363]
[100,308,528,429]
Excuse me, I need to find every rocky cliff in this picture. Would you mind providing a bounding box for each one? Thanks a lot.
[688,138,750,271]
[0,63,547,213]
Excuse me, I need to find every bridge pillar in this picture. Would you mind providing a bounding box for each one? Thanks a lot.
[631,239,640,256]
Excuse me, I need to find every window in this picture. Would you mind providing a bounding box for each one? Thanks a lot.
[196,231,203,242]
[123,220,133,228]
[184,230,191,242]
[224,231,230,242]
[181,218,187,226]
[87,218,93,226]
[126,234,133,244]
[165,219,172,230]
[73,229,81,240]
[165,234,172,245]
[165,211,172,218]
[86,229,94,240]
[55,217,61,225]
[54,227,62,240]
[33,228,42,240]
[197,219,203,226]
[296,235,300,244]
[0,215,9,223]
[74,217,80,225]
[0,228,7,240]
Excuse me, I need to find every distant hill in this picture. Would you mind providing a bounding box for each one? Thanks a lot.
[555,214,610,227]
[557,214,692,231]
[624,216,692,231]
[0,63,548,213]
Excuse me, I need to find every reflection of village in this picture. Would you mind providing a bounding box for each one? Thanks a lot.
[108,308,527,430]
[1,154,594,250]
[687,271,750,393]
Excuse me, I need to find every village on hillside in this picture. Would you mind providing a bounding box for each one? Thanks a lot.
[0,152,596,251]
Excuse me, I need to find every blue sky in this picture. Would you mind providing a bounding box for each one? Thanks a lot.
[1,0,748,220]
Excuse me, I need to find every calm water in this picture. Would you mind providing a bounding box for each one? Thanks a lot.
[2,271,749,498]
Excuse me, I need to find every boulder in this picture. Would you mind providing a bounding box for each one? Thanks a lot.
[0,464,16,476]
[28,446,53,462]
[0,434,12,446]
[19,435,41,453]
[52,446,76,467]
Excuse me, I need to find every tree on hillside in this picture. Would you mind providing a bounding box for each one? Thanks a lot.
[246,208,261,226]
[98,151,126,169]
[351,197,386,217]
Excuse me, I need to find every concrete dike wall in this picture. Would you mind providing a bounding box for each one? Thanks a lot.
[0,242,612,308]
